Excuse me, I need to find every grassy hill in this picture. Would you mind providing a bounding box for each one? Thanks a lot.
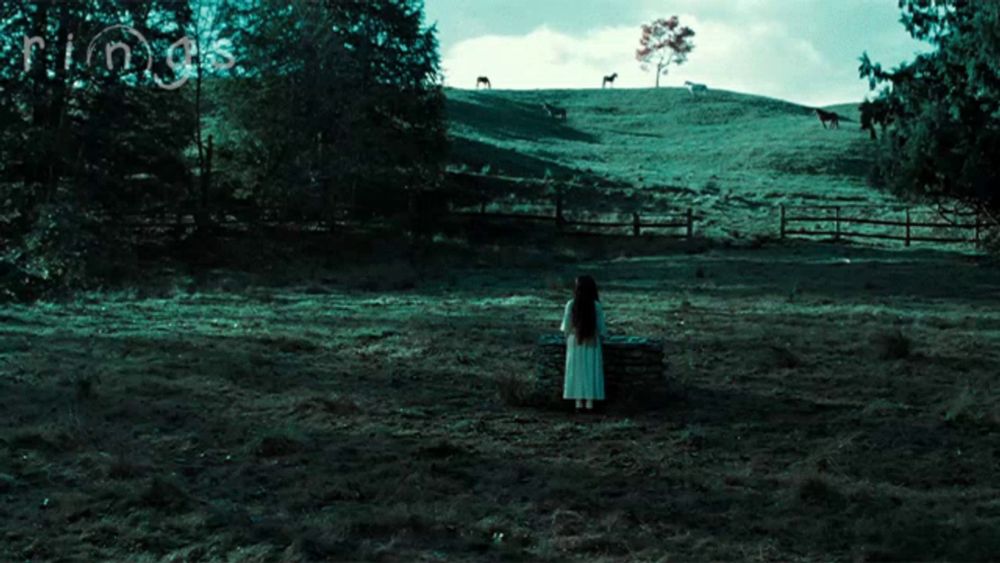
[446,87,891,239]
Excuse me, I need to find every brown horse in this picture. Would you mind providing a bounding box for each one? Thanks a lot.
[815,108,840,129]
[476,76,492,89]
[602,72,618,88]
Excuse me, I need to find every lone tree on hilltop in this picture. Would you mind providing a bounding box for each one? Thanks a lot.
[636,16,695,88]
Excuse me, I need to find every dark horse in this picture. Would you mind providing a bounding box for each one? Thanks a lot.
[602,72,618,88]
[476,76,492,89]
[815,108,840,129]
[542,102,567,120]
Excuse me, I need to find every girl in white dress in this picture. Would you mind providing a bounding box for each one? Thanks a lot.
[560,275,608,411]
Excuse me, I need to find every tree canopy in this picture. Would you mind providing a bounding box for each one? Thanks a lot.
[635,16,695,88]
[0,0,447,300]
[217,0,446,219]
[860,0,1000,220]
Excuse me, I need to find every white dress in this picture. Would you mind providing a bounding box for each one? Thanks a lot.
[560,299,608,400]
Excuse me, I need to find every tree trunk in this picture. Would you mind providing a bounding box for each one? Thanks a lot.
[656,63,662,88]
[45,4,73,202]
[202,135,213,208]
[195,32,206,209]
[193,6,212,235]
[27,3,49,189]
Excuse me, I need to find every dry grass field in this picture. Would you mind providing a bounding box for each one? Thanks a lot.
[3,237,999,561]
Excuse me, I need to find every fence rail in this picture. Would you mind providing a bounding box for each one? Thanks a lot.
[110,198,989,251]
[454,207,696,239]
[114,205,697,240]
[780,204,984,247]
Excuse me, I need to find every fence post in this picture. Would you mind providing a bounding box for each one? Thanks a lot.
[632,212,640,237]
[905,209,911,247]
[780,204,786,239]
[686,208,694,239]
[835,206,841,241]
[554,185,564,232]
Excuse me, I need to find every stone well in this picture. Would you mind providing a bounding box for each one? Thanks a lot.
[534,333,666,405]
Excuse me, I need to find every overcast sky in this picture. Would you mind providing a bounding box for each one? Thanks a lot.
[424,0,931,106]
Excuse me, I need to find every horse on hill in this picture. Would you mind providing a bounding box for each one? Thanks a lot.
[542,102,567,120]
[684,81,708,95]
[476,76,492,89]
[602,73,618,88]
[815,108,840,129]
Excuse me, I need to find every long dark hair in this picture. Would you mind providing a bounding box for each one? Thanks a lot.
[571,275,600,342]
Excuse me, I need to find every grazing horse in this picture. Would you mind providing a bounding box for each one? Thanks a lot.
[476,76,492,89]
[815,108,840,129]
[684,80,708,95]
[602,72,618,89]
[542,102,567,120]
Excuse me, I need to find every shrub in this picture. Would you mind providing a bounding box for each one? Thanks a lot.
[294,394,361,417]
[796,475,841,507]
[876,330,911,360]
[981,227,1000,256]
[767,344,802,369]
[253,431,307,458]
[1,202,135,301]
[614,384,670,415]
[73,373,99,401]
[107,456,147,480]
[677,425,707,449]
[942,386,1000,429]
[7,423,79,453]
[135,476,190,513]
[496,374,540,407]
[286,527,351,561]
[868,510,1000,562]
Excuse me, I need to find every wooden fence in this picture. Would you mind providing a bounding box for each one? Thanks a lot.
[453,207,696,239]
[114,203,697,241]
[112,198,990,250]
[780,204,984,247]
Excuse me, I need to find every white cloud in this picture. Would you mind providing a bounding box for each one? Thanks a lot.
[442,25,636,90]
[440,8,907,106]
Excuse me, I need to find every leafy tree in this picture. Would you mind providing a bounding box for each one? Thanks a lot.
[187,0,237,215]
[0,0,448,299]
[217,0,447,224]
[0,1,195,207]
[860,1,1000,221]
[0,0,196,298]
[635,16,695,88]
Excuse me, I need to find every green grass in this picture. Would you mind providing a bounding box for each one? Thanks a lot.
[446,87,898,240]
[0,87,993,562]
[2,240,1000,561]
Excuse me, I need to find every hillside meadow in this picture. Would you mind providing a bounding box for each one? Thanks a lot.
[445,87,920,243]
[2,234,1000,561]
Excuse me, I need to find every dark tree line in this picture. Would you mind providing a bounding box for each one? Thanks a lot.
[860,0,1000,223]
[216,0,446,220]
[0,0,447,300]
